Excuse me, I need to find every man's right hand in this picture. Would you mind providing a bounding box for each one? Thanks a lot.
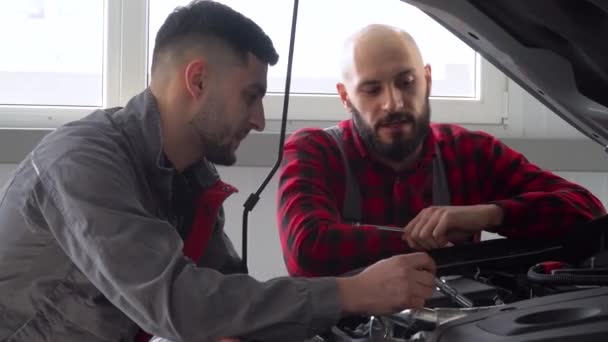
[336,253,436,316]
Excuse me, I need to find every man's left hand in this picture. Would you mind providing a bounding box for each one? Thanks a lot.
[402,204,504,250]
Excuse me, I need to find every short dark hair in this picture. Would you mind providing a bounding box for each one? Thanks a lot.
[151,0,279,72]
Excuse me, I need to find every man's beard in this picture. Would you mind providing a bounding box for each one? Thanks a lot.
[351,97,431,163]
[202,136,236,166]
[190,101,237,167]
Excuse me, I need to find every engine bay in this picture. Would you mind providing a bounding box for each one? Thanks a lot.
[311,215,608,341]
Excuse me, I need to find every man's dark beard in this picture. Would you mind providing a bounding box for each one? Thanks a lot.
[351,97,431,163]
[204,140,236,166]
[189,114,237,166]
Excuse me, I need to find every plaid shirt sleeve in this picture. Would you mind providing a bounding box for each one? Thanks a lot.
[470,131,606,238]
[277,129,412,277]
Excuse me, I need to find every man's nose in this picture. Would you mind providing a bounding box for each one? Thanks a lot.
[250,107,265,132]
[382,86,404,113]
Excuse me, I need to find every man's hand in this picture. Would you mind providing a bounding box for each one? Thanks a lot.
[337,253,436,316]
[402,204,504,250]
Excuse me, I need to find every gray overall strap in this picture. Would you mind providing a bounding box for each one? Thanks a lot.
[325,125,451,221]
[432,144,451,206]
[323,126,362,222]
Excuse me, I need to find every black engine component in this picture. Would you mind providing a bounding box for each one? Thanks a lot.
[428,287,608,342]
[313,216,608,341]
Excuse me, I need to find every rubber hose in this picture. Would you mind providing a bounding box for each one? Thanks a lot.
[527,268,608,285]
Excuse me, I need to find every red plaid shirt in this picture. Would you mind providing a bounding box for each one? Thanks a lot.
[277,119,606,277]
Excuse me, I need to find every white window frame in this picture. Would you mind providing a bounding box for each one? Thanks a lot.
[0,0,507,129]
[0,0,148,129]
[262,56,507,125]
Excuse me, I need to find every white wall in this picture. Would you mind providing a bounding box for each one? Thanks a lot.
[460,79,586,140]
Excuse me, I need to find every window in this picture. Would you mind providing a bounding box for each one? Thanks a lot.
[0,0,104,106]
[0,0,506,129]
[148,0,506,124]
[0,0,105,128]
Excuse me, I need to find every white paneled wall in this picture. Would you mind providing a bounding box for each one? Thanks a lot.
[517,86,584,139]
[471,80,587,140]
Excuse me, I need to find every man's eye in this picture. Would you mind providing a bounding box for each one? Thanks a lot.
[398,75,415,88]
[246,93,258,105]
[362,87,381,95]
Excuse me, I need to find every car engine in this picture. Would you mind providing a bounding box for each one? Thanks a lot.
[312,216,608,342]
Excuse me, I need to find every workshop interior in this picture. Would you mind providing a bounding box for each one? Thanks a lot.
[2,0,608,341]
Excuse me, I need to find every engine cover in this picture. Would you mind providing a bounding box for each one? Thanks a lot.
[427,286,608,342]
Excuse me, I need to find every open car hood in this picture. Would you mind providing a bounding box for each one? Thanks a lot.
[401,0,608,147]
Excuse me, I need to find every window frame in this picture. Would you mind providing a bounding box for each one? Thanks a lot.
[263,57,507,125]
[0,0,507,129]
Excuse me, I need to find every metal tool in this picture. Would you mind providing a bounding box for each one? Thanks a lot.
[386,305,500,329]
[359,223,404,233]
[367,224,473,309]
[434,277,474,308]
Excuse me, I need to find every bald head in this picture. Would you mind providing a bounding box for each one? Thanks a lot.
[335,24,432,167]
[340,24,424,83]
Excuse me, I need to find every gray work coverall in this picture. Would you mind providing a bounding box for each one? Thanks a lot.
[0,88,341,342]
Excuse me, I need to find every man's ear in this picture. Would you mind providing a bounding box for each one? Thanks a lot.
[336,82,351,109]
[184,59,208,100]
[424,64,432,94]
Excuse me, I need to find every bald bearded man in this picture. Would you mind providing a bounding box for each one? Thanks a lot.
[276,24,605,277]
